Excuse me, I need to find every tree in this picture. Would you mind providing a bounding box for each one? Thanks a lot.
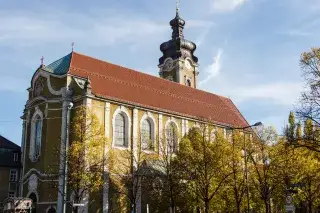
[291,48,320,152]
[176,125,233,213]
[222,131,247,213]
[293,147,320,213]
[150,126,186,213]
[47,106,108,212]
[248,126,279,213]
[108,137,156,213]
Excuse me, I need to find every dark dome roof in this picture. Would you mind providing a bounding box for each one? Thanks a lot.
[170,13,185,27]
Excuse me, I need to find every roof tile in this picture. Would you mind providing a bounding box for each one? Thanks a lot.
[67,52,249,128]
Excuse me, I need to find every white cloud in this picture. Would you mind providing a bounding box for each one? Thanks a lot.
[199,49,223,86]
[211,0,248,13]
[230,82,303,105]
[0,11,168,47]
[215,81,303,106]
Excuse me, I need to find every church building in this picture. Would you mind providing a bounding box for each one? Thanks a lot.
[20,7,251,213]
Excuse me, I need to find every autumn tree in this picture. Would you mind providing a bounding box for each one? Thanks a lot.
[176,125,233,213]
[148,125,186,213]
[47,106,108,212]
[108,131,159,213]
[294,149,320,213]
[247,126,279,213]
[225,131,249,213]
[288,48,320,152]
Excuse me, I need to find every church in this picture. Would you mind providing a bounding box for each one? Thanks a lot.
[20,6,251,213]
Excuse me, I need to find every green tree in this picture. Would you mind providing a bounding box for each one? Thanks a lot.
[63,106,107,212]
[108,141,154,213]
[223,131,248,213]
[176,126,233,213]
[294,149,320,213]
[248,126,279,213]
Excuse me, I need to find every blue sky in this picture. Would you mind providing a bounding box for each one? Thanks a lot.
[0,0,319,145]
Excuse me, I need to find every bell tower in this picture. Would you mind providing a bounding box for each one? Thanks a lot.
[158,2,199,88]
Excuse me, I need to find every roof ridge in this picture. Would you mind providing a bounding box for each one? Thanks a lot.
[0,135,20,149]
[70,51,229,99]
[70,66,228,109]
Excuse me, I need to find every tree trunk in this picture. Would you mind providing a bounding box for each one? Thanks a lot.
[264,200,270,213]
[204,200,210,213]
[132,203,137,213]
[308,201,312,213]
[236,201,241,213]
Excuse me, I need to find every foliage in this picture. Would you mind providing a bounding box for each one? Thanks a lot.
[68,106,107,209]
[176,126,233,213]
[108,137,156,213]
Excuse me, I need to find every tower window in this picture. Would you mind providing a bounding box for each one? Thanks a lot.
[186,79,191,87]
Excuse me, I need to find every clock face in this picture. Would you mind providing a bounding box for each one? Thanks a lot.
[185,60,192,69]
[163,59,173,71]
[166,76,174,81]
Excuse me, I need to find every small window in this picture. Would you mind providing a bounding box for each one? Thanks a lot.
[9,170,17,182]
[8,191,15,198]
[13,153,18,162]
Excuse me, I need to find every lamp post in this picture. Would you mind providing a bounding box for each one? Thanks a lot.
[229,122,262,213]
[62,101,73,213]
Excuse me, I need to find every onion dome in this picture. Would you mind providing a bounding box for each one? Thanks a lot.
[170,12,185,39]
[159,10,198,65]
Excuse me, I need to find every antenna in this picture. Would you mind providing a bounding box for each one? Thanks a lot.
[71,42,74,52]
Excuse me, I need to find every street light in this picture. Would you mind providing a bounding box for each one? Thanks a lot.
[229,121,263,213]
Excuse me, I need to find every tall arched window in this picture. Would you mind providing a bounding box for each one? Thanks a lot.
[141,119,152,150]
[114,113,127,147]
[30,108,43,162]
[34,116,42,158]
[166,122,178,153]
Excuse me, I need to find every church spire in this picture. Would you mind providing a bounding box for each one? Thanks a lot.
[170,0,185,39]
[158,1,199,88]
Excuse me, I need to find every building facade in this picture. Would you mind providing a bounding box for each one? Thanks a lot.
[0,135,21,211]
[20,9,251,213]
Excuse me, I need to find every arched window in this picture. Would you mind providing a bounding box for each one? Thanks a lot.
[46,206,56,213]
[141,119,153,150]
[114,113,127,147]
[30,108,43,162]
[166,122,178,153]
[34,117,42,158]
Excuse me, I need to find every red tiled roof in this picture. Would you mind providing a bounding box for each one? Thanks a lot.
[68,52,249,128]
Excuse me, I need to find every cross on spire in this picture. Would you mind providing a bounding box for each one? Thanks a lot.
[71,42,74,52]
[176,0,180,14]
[40,56,44,65]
